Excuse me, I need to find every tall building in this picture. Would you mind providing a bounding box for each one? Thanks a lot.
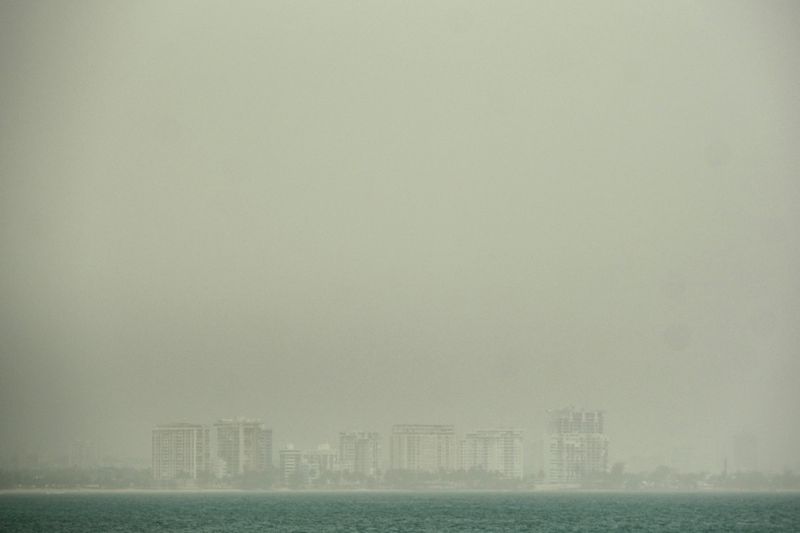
[460,429,524,479]
[546,407,608,483]
[279,444,303,484]
[339,432,381,477]
[390,424,457,472]
[303,444,339,482]
[214,418,272,477]
[152,423,210,481]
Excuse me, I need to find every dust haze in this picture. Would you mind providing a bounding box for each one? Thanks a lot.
[1,1,799,474]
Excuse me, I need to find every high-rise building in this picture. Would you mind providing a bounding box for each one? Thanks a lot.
[339,432,381,477]
[279,444,303,484]
[303,443,339,482]
[214,418,272,477]
[390,424,457,472]
[460,429,524,479]
[546,407,608,483]
[152,423,210,481]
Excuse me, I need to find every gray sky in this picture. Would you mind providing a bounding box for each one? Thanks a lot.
[1,1,799,472]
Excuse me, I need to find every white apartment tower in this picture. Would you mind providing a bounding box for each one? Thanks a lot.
[338,431,381,477]
[214,418,272,477]
[303,444,339,481]
[152,423,210,481]
[546,407,608,483]
[390,424,457,472]
[279,444,303,483]
[460,429,524,479]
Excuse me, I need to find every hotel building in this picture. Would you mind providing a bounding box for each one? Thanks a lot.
[214,417,272,477]
[390,424,457,472]
[460,429,524,479]
[546,407,608,483]
[339,431,381,477]
[152,423,210,481]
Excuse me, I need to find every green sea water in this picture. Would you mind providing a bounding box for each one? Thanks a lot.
[1,491,798,532]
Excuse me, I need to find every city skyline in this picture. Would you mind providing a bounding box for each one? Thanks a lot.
[152,419,529,483]
[2,0,799,484]
[0,408,775,477]
[138,407,771,483]
[0,2,798,531]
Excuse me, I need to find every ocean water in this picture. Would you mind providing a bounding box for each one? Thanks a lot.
[1,491,798,532]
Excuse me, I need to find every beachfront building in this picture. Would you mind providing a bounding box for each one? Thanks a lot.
[152,423,210,481]
[546,407,608,483]
[339,431,381,477]
[460,429,524,479]
[279,444,303,484]
[303,443,339,481]
[390,424,457,473]
[214,417,272,477]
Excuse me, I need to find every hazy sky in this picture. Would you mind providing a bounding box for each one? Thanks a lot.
[1,1,798,472]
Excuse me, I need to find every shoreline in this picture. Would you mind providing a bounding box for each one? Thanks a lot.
[2,487,799,495]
